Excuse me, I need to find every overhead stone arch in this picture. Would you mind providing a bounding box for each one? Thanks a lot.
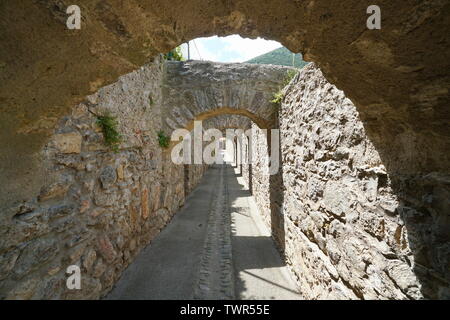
[1,1,448,201]
[2,1,449,163]
[2,0,448,140]
[161,60,291,133]
[203,114,252,133]
[202,114,254,164]
[0,1,448,300]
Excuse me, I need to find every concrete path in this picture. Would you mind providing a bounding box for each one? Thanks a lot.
[106,164,301,300]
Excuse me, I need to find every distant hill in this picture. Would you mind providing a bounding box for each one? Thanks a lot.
[245,47,308,69]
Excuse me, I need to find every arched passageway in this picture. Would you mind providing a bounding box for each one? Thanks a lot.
[0,1,449,301]
[1,1,448,205]
[2,0,448,139]
[106,162,301,300]
[1,1,449,220]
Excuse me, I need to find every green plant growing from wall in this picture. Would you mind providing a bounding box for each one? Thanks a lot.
[164,46,184,61]
[270,69,299,106]
[157,130,170,149]
[96,113,122,152]
[271,91,285,105]
[284,70,298,85]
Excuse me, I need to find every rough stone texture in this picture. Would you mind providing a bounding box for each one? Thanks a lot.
[0,26,448,299]
[53,132,83,154]
[0,57,209,299]
[242,64,450,300]
[162,60,292,132]
[0,58,292,299]
[203,115,252,133]
[1,1,449,246]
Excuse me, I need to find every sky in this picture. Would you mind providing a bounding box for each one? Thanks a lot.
[180,35,282,63]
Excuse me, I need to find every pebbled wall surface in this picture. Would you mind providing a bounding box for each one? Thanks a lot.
[242,64,450,300]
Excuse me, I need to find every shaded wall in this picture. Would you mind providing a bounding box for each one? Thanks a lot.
[242,64,449,299]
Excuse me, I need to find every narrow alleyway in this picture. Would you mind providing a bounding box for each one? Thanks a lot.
[106,164,301,300]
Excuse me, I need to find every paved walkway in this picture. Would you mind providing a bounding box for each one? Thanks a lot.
[106,164,301,300]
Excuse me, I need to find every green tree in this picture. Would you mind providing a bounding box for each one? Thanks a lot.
[165,46,184,61]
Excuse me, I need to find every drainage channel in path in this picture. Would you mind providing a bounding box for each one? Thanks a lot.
[194,164,234,299]
[106,164,301,300]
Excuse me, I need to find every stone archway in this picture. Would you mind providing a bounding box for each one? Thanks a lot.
[181,113,254,194]
[0,0,449,300]
[2,0,448,159]
[203,114,252,133]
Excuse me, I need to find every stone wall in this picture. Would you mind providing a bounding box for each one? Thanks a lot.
[1,54,448,300]
[161,60,292,132]
[242,64,449,300]
[0,57,207,299]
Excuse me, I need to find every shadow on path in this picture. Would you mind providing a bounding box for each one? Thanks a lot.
[106,164,300,300]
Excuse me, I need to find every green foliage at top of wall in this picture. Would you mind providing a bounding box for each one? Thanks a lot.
[96,113,122,152]
[270,69,299,106]
[164,46,184,61]
[271,91,285,105]
[284,70,298,86]
[157,130,170,149]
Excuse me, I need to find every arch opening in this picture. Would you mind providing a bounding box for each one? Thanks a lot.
[0,1,448,300]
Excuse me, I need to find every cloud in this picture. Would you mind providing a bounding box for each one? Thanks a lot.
[181,35,282,63]
[221,35,281,62]
[184,39,221,61]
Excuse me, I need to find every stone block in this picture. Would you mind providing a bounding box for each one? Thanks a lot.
[47,204,75,220]
[38,181,71,202]
[14,239,59,277]
[117,165,124,180]
[6,279,39,300]
[99,166,117,189]
[141,188,149,219]
[94,190,117,207]
[0,249,20,280]
[96,235,117,263]
[386,260,419,295]
[53,132,82,154]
